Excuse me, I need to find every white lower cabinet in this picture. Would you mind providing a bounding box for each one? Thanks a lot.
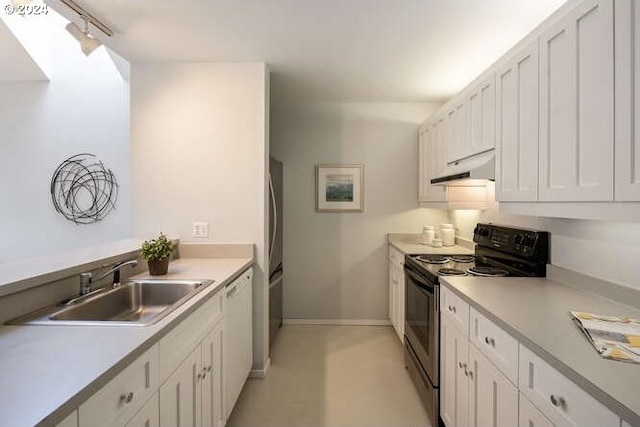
[518,345,619,427]
[469,307,519,384]
[441,314,469,427]
[127,392,159,427]
[79,345,159,427]
[160,347,202,427]
[468,344,518,427]
[520,392,554,427]
[441,302,517,427]
[157,317,226,427]
[388,246,405,341]
[440,284,625,427]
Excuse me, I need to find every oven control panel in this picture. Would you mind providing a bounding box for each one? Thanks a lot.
[473,223,549,260]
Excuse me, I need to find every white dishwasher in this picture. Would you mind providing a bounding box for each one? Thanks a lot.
[225,267,253,420]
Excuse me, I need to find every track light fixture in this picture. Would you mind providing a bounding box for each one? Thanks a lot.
[61,0,113,56]
[66,17,102,56]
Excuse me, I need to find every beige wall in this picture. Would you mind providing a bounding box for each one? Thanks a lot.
[130,62,269,370]
[271,102,448,321]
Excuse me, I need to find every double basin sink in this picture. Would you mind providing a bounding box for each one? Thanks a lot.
[9,279,215,326]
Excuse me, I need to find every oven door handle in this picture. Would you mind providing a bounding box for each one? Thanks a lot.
[404,266,437,294]
[405,266,439,313]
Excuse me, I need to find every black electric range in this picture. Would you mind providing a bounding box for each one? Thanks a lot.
[402,223,550,427]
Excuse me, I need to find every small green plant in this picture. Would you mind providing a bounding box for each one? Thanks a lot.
[140,232,174,261]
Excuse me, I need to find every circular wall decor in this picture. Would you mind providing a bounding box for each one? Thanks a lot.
[50,153,119,225]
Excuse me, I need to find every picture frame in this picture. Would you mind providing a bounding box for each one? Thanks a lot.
[316,164,364,213]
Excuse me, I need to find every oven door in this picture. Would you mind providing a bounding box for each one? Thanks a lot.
[404,264,439,386]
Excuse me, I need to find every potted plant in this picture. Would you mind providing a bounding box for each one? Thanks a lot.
[140,232,174,276]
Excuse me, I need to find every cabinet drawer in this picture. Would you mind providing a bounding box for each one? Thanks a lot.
[441,286,469,335]
[159,288,223,383]
[519,344,618,427]
[519,392,554,427]
[126,392,159,427]
[79,345,159,427]
[470,307,519,384]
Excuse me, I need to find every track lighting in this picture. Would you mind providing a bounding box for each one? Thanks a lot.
[60,0,113,56]
[66,17,102,56]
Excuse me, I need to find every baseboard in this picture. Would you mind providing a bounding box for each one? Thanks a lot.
[249,357,271,379]
[283,318,392,326]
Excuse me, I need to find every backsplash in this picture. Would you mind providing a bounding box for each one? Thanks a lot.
[449,208,640,293]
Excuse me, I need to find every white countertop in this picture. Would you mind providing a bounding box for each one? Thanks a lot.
[0,257,252,427]
[388,233,473,255]
[441,275,640,425]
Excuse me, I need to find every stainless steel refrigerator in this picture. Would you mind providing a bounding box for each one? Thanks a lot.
[268,157,283,347]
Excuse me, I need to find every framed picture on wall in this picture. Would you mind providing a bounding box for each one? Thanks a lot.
[316,164,364,212]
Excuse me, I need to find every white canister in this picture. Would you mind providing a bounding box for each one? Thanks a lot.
[431,238,443,248]
[421,226,435,245]
[441,224,455,246]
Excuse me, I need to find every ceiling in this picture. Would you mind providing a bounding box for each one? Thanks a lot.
[7,0,569,104]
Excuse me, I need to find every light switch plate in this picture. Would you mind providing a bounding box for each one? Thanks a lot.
[192,222,209,238]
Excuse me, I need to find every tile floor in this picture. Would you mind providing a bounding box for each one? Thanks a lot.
[227,325,431,427]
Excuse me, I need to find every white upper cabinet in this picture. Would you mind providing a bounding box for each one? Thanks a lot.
[538,0,614,201]
[418,120,447,203]
[446,75,496,167]
[467,74,496,157]
[496,41,539,201]
[446,100,468,164]
[614,0,640,200]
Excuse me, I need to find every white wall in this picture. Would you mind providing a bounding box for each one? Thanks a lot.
[271,102,448,321]
[450,186,640,290]
[130,62,269,370]
[0,16,130,262]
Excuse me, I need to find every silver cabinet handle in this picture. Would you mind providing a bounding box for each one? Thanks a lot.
[207,365,212,372]
[467,369,473,380]
[484,336,495,346]
[550,395,566,408]
[120,392,134,404]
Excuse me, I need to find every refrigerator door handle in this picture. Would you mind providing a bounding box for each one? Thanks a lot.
[269,274,283,289]
[269,172,278,264]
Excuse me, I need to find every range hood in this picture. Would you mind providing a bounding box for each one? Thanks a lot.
[431,150,495,186]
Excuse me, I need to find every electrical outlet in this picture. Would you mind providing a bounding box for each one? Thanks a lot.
[192,222,209,238]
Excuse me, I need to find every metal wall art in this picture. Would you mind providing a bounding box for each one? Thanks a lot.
[50,153,119,224]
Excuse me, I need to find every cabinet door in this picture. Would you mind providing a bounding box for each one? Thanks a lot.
[447,100,468,164]
[615,0,640,200]
[441,315,469,427]
[539,0,614,201]
[467,74,496,157]
[496,41,539,201]
[519,345,618,427]
[468,344,518,427]
[201,321,224,427]
[159,347,202,427]
[126,393,159,427]
[419,122,447,202]
[519,392,555,427]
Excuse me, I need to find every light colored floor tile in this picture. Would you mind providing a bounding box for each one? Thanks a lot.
[227,325,431,427]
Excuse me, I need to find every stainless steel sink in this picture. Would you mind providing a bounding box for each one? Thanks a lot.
[8,279,215,326]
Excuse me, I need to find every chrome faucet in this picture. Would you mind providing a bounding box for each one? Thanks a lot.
[79,259,138,295]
